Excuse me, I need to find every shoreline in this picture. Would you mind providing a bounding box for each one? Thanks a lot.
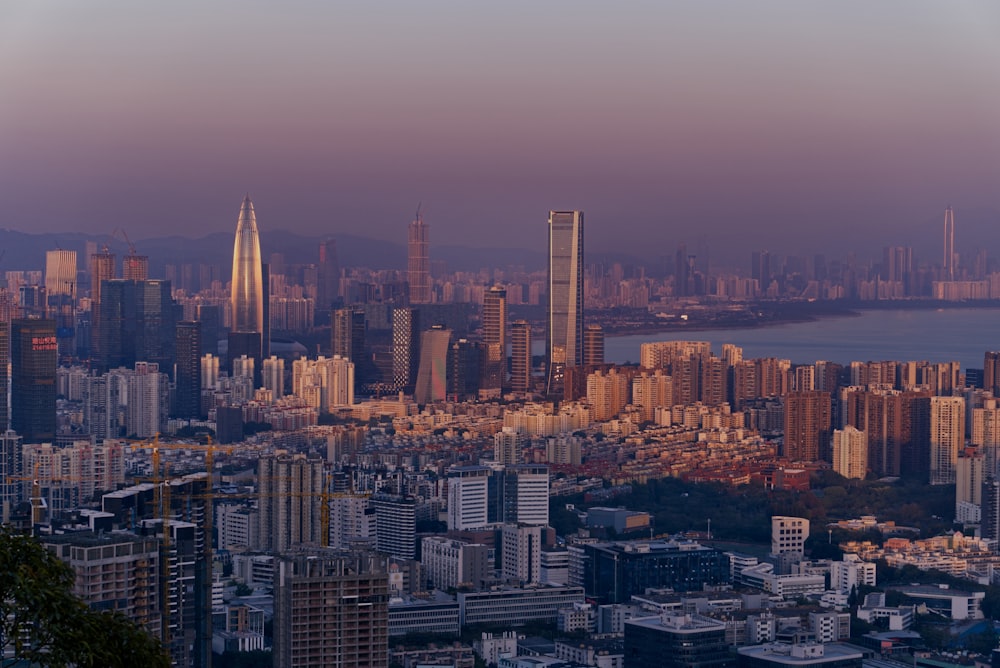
[601,300,1000,339]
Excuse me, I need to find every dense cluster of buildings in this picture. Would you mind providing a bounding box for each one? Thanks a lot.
[3,202,1000,666]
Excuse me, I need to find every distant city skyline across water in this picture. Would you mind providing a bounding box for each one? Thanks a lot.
[603,307,1000,371]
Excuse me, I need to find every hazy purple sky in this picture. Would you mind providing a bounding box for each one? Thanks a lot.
[1,2,998,260]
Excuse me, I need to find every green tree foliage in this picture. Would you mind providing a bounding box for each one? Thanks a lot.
[0,527,169,668]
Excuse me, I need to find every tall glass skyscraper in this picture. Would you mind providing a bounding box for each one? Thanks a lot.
[407,212,431,304]
[231,195,264,337]
[546,210,584,397]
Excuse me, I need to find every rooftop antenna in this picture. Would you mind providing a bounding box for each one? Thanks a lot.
[415,202,423,222]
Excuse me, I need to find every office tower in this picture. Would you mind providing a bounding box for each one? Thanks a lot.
[11,318,57,442]
[273,551,389,668]
[44,249,77,297]
[174,321,201,419]
[370,494,417,560]
[194,304,221,357]
[510,320,532,393]
[230,195,264,355]
[261,262,270,359]
[0,431,22,522]
[494,427,520,465]
[831,426,867,479]
[97,279,175,372]
[481,285,507,395]
[414,325,451,404]
[943,205,956,281]
[331,308,365,360]
[447,467,491,531]
[501,523,542,586]
[783,391,832,462]
[503,464,550,526]
[262,355,284,399]
[448,338,481,400]
[546,210,584,396]
[316,238,340,313]
[258,454,326,552]
[752,250,771,292]
[930,395,965,485]
[90,251,116,302]
[391,307,420,392]
[624,614,730,668]
[583,542,729,604]
[582,324,604,367]
[407,210,431,304]
[985,352,1000,396]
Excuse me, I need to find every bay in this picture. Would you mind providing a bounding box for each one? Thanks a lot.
[603,307,1000,370]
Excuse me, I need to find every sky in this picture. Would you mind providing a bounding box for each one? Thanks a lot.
[1,1,999,262]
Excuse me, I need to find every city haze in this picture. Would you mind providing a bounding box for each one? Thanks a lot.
[1,2,999,261]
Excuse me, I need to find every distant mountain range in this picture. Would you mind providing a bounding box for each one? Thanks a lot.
[0,228,555,276]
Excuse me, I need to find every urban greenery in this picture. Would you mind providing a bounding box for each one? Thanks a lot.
[0,526,169,668]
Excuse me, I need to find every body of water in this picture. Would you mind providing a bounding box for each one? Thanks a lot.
[602,307,1000,370]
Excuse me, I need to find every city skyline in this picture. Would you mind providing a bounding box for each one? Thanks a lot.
[1,2,998,260]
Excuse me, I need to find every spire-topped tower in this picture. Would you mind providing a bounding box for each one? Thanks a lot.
[231,195,264,335]
[943,205,956,281]
[407,206,431,304]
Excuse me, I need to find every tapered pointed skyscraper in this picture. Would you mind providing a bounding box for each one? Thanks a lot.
[231,196,264,336]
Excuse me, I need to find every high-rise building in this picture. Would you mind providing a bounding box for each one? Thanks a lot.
[391,307,420,393]
[273,551,389,668]
[586,368,629,422]
[90,251,116,303]
[174,321,201,419]
[0,322,8,432]
[370,494,417,560]
[930,395,965,485]
[96,279,176,372]
[501,523,542,586]
[494,427,520,465]
[316,239,340,314]
[510,320,532,394]
[982,477,1000,548]
[262,355,284,399]
[258,454,326,552]
[583,324,604,367]
[783,391,832,462]
[230,195,264,353]
[331,308,365,361]
[546,210,584,396]
[44,250,77,297]
[11,318,57,442]
[448,338,481,400]
[481,285,507,395]
[956,449,984,522]
[831,426,867,479]
[407,211,431,304]
[943,205,956,281]
[414,325,451,404]
[985,352,1000,396]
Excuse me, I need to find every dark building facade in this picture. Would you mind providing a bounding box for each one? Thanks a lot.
[582,540,730,604]
[625,614,733,668]
[174,321,202,419]
[96,279,175,372]
[11,319,57,442]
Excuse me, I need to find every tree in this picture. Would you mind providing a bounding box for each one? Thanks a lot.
[0,527,169,667]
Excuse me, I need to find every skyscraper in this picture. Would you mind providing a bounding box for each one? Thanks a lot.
[930,395,965,485]
[90,251,116,303]
[783,391,832,463]
[174,321,201,419]
[481,285,507,395]
[230,195,264,341]
[546,210,584,397]
[407,210,431,304]
[11,318,57,442]
[583,324,604,367]
[316,238,340,314]
[391,307,420,393]
[943,206,956,281]
[510,320,532,394]
[44,250,77,297]
[414,325,451,405]
[0,322,8,432]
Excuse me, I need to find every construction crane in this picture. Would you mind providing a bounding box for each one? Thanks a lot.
[111,227,137,256]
